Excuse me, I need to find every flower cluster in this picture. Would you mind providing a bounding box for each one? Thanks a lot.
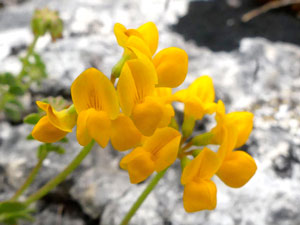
[31,22,257,212]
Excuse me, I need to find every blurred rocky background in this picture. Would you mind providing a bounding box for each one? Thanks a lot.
[1,0,300,224]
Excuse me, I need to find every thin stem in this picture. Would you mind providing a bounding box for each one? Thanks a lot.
[10,151,48,201]
[242,0,300,22]
[120,168,168,225]
[25,140,95,205]
[18,35,39,80]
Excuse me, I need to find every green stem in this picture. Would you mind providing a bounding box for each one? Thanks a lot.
[18,35,39,80]
[25,140,95,205]
[120,168,168,225]
[10,151,48,201]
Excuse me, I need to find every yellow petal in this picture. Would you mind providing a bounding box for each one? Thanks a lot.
[32,116,67,143]
[120,147,155,184]
[183,180,217,212]
[117,63,137,116]
[137,22,159,55]
[216,126,237,161]
[126,36,152,59]
[76,109,92,146]
[114,23,128,47]
[226,112,254,148]
[217,151,257,188]
[131,99,163,136]
[143,127,181,171]
[158,103,175,128]
[71,68,119,119]
[181,148,221,185]
[188,76,215,103]
[36,101,77,132]
[36,101,48,111]
[153,47,188,88]
[111,114,142,151]
[46,105,77,132]
[117,59,156,115]
[86,109,111,148]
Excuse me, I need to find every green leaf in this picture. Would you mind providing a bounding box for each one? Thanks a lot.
[59,137,69,143]
[26,134,34,140]
[37,143,65,159]
[24,113,41,125]
[0,73,16,86]
[4,99,23,121]
[9,84,25,96]
[0,201,35,225]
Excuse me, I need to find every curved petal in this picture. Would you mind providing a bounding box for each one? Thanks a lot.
[120,147,155,184]
[226,112,254,148]
[111,114,142,151]
[183,180,217,212]
[117,59,156,115]
[76,109,92,146]
[144,127,181,171]
[114,23,128,47]
[137,22,158,55]
[158,103,175,128]
[71,68,119,119]
[36,101,48,111]
[32,116,67,143]
[153,47,188,88]
[217,151,257,188]
[117,63,137,116]
[126,36,152,59]
[181,148,220,185]
[131,99,163,136]
[46,105,77,132]
[188,76,215,103]
[86,109,111,148]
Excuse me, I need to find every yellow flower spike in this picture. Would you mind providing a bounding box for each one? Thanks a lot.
[217,150,257,188]
[32,116,68,143]
[121,127,181,184]
[120,147,155,184]
[211,100,254,148]
[181,148,221,212]
[111,114,142,151]
[183,180,217,212]
[153,47,188,88]
[117,59,156,116]
[174,76,217,120]
[71,67,119,147]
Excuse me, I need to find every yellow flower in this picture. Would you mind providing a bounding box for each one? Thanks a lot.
[211,100,254,148]
[175,76,217,121]
[120,127,181,184]
[215,124,257,188]
[32,101,77,143]
[117,58,174,136]
[71,68,119,147]
[114,22,158,56]
[181,148,221,212]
